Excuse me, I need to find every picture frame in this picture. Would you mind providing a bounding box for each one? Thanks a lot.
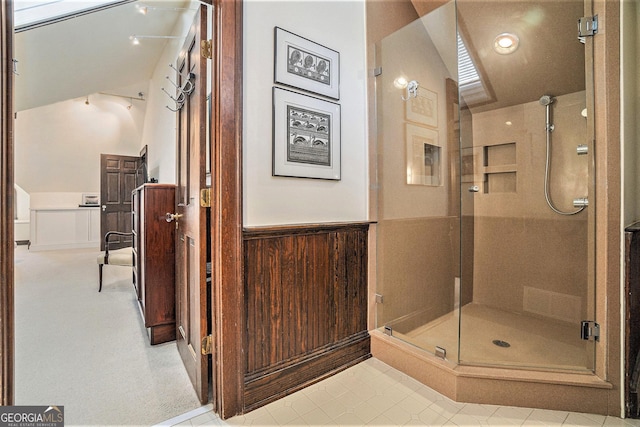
[406,87,438,128]
[274,27,340,100]
[273,87,341,180]
[406,123,441,186]
[81,193,99,206]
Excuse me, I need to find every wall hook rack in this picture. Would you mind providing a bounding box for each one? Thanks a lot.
[162,63,196,112]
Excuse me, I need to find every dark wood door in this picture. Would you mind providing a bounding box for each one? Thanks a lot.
[100,154,139,250]
[174,6,209,404]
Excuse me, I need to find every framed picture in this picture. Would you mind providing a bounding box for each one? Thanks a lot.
[406,87,438,128]
[406,123,440,186]
[273,87,341,180]
[274,27,340,100]
[82,194,99,206]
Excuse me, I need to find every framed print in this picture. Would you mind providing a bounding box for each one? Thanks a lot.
[406,123,440,186]
[273,87,341,180]
[274,27,340,100]
[81,193,99,206]
[406,87,438,128]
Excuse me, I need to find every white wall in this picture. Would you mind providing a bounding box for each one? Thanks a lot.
[14,85,147,195]
[140,2,202,184]
[243,0,369,226]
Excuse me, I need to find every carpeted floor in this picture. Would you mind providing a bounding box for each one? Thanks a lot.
[14,246,202,426]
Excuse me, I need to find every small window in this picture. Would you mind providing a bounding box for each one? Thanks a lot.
[14,0,129,31]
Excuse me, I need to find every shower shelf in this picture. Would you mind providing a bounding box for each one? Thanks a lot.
[482,143,517,193]
[483,164,517,174]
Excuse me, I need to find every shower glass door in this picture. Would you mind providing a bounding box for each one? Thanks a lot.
[374,1,461,359]
[375,0,596,372]
[456,0,596,371]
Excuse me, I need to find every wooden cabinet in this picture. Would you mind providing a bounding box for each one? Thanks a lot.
[132,184,176,345]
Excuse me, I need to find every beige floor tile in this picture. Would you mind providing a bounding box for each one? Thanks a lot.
[267,405,301,425]
[353,401,385,424]
[166,358,640,427]
[299,407,332,426]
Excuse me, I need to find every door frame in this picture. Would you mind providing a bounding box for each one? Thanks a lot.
[0,0,244,416]
[211,0,243,418]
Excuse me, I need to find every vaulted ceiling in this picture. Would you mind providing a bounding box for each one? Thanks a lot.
[15,0,588,114]
[14,0,191,112]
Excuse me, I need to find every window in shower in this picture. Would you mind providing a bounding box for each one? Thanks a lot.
[374,0,596,373]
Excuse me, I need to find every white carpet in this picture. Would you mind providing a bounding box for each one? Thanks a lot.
[14,246,203,426]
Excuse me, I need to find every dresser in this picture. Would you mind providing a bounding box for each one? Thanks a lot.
[132,184,176,345]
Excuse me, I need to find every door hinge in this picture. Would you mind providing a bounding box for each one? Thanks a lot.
[373,67,382,77]
[201,334,213,355]
[581,320,600,341]
[578,15,598,39]
[201,39,212,59]
[200,188,211,208]
[375,294,384,304]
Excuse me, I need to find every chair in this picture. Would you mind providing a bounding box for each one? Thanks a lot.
[97,231,133,292]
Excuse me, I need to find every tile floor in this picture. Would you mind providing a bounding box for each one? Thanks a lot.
[160,358,640,427]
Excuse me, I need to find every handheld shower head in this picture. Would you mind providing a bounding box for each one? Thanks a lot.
[539,95,555,106]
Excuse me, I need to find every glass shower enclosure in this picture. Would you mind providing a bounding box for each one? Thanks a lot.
[375,0,595,372]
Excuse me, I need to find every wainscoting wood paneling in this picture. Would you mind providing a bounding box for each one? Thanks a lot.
[243,222,371,411]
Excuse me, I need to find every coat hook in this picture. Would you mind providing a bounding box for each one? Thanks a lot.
[161,87,186,105]
[401,80,419,101]
[166,73,195,97]
[169,63,192,81]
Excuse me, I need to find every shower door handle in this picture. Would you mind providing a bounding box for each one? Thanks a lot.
[468,185,480,193]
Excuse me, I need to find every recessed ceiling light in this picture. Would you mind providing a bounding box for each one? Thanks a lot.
[493,33,519,55]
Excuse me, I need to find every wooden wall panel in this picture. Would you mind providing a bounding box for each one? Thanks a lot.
[243,223,371,411]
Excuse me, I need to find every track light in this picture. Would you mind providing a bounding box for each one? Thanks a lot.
[129,35,181,45]
[136,4,194,15]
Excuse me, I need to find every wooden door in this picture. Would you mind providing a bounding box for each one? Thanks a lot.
[100,154,139,250]
[175,6,209,404]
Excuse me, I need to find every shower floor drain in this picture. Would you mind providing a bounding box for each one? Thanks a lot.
[492,339,511,348]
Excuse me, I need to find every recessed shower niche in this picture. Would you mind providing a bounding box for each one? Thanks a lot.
[483,142,516,193]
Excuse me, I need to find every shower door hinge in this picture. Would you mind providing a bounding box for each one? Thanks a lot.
[578,15,598,39]
[373,67,382,77]
[581,320,600,342]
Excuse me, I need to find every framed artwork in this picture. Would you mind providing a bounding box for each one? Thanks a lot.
[273,87,341,180]
[274,27,340,100]
[406,123,440,186]
[406,87,438,128]
[81,194,99,206]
